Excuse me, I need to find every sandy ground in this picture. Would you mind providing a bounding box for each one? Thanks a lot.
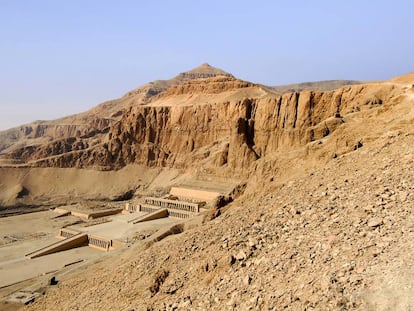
[0,211,80,260]
[75,213,180,240]
[0,247,101,288]
[0,165,161,208]
[0,211,98,293]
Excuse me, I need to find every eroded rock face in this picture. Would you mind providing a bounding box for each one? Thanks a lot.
[155,77,254,97]
[0,117,113,157]
[0,64,235,155]
[6,79,402,173]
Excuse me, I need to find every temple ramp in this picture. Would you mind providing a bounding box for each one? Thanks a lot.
[131,208,169,224]
[25,233,89,259]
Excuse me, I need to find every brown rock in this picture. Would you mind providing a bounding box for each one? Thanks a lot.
[367,217,383,228]
[243,275,252,286]
[235,250,247,261]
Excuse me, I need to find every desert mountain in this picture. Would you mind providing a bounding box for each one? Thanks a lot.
[0,66,413,209]
[0,63,233,155]
[271,79,362,94]
[17,70,414,310]
[0,66,413,310]
[0,64,360,157]
[1,69,412,175]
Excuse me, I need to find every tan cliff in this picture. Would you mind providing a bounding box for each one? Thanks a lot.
[0,64,359,156]
[0,63,232,155]
[5,74,412,176]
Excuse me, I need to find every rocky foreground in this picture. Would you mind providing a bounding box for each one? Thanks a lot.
[26,131,414,310]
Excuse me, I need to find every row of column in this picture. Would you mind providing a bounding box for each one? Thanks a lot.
[144,198,198,213]
[139,205,159,213]
[139,203,194,219]
[89,237,111,250]
[168,210,191,219]
[127,205,137,212]
[59,230,76,239]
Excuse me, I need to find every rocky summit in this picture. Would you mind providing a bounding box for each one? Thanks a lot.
[0,64,413,310]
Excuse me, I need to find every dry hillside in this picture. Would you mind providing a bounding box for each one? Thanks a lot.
[27,101,414,311]
[0,66,413,310]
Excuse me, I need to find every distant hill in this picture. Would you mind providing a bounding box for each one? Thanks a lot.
[270,80,362,94]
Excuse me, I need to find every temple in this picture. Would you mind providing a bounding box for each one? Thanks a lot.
[25,186,222,258]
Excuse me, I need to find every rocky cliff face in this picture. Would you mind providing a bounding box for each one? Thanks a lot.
[21,118,112,139]
[0,64,234,155]
[100,81,404,171]
[153,77,254,97]
[0,118,113,157]
[6,75,408,175]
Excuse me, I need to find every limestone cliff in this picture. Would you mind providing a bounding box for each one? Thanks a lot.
[0,64,233,154]
[5,74,410,176]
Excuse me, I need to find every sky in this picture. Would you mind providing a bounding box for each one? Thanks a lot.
[1,0,413,130]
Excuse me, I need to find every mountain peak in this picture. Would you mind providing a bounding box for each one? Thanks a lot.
[199,62,213,68]
[176,63,234,80]
[122,64,235,101]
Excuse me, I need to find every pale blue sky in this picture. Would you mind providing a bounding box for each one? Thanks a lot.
[1,0,413,130]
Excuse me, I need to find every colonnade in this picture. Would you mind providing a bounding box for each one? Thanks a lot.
[139,204,160,213]
[88,235,111,251]
[168,210,191,219]
[144,197,200,213]
[59,229,79,239]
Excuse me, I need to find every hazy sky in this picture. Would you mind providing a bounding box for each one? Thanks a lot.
[1,0,413,130]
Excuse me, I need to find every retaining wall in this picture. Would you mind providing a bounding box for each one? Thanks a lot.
[170,187,220,201]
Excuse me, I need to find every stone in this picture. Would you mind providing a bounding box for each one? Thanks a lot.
[248,238,258,248]
[49,276,58,286]
[367,217,383,228]
[227,255,236,266]
[243,275,251,286]
[235,250,247,261]
[398,191,409,202]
